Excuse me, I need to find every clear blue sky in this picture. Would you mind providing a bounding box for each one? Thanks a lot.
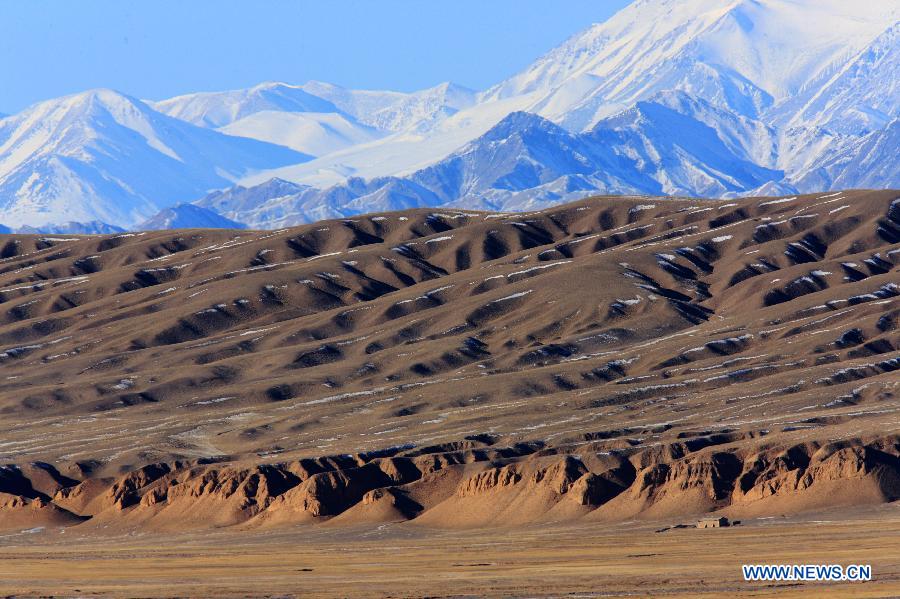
[0,1,631,114]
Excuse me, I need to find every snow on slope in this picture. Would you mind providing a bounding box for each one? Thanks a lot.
[204,101,786,227]
[193,178,314,228]
[150,81,339,128]
[3,0,898,230]
[153,80,474,161]
[0,89,309,227]
[792,119,900,192]
[586,95,783,197]
[394,97,781,205]
[241,93,537,188]
[193,176,421,228]
[779,22,900,135]
[153,81,386,158]
[407,111,624,204]
[218,110,384,157]
[137,204,247,230]
[153,80,478,137]
[239,0,897,193]
[298,81,477,132]
[13,221,126,235]
[482,0,898,130]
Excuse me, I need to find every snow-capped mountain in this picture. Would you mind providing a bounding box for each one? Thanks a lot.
[150,82,339,128]
[238,0,897,195]
[149,81,475,160]
[137,204,247,230]
[297,81,477,132]
[194,175,441,229]
[0,89,308,228]
[194,178,320,228]
[2,0,897,231]
[792,119,900,192]
[153,80,477,134]
[202,101,787,227]
[778,21,899,136]
[586,92,783,197]
[13,221,125,235]
[217,111,384,157]
[482,0,898,129]
[409,92,782,208]
[150,81,386,157]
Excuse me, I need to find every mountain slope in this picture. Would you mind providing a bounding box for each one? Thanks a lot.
[218,110,385,156]
[206,98,789,226]
[0,89,310,228]
[409,111,609,203]
[299,80,477,132]
[197,112,618,226]
[137,204,248,230]
[778,22,900,136]
[403,97,781,207]
[152,81,388,157]
[482,0,898,130]
[150,82,341,128]
[3,0,898,230]
[793,120,900,192]
[14,221,126,235]
[236,0,897,200]
[587,94,783,197]
[196,175,442,229]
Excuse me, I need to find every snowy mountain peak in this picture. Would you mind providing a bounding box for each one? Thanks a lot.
[483,0,899,130]
[0,87,307,228]
[137,203,247,231]
[298,80,477,132]
[151,82,340,128]
[480,111,565,141]
[0,88,181,171]
[422,81,478,109]
[27,88,165,128]
[6,88,155,130]
[167,78,479,133]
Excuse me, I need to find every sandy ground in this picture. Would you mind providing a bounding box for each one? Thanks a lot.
[2,505,899,598]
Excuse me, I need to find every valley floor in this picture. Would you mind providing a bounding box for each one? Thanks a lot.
[2,504,899,598]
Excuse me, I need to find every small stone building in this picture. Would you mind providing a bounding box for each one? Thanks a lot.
[697,516,730,528]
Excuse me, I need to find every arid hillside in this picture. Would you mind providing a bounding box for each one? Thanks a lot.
[0,190,898,532]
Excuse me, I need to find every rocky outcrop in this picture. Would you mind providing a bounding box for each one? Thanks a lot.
[729,441,900,515]
[1,433,899,532]
[0,491,87,530]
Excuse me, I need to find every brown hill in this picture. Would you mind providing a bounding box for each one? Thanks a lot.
[0,189,897,531]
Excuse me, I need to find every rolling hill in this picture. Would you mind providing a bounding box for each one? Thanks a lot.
[0,190,897,532]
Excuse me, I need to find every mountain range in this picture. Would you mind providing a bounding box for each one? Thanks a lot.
[0,89,307,229]
[1,0,897,231]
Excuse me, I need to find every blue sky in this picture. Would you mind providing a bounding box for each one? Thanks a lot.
[0,1,631,114]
